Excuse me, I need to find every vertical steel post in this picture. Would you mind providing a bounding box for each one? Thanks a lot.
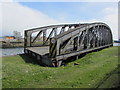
[30,33,32,47]
[54,28,57,36]
[43,30,46,45]
[68,25,72,31]
[60,26,65,34]
[27,32,31,47]
[24,31,27,48]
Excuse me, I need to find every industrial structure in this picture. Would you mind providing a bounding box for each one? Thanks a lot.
[24,22,113,67]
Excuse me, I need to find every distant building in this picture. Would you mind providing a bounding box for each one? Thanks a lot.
[13,31,21,40]
[5,36,15,40]
[0,37,5,41]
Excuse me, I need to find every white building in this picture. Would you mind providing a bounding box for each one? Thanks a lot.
[13,31,22,40]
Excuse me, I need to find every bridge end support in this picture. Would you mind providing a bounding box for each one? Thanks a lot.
[57,60,63,67]
[76,55,79,60]
[52,60,63,67]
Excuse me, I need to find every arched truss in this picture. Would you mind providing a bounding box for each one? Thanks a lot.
[24,22,113,63]
[49,23,113,60]
[24,23,80,47]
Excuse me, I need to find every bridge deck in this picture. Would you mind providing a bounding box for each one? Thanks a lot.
[26,46,49,55]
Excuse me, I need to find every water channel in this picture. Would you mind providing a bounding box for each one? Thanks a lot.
[1,43,120,57]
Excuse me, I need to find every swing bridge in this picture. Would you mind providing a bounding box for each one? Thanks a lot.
[24,22,113,67]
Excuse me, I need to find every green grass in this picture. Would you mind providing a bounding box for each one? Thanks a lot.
[2,46,119,88]
[97,67,119,88]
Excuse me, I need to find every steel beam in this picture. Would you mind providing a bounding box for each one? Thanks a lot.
[24,22,113,64]
[32,30,42,43]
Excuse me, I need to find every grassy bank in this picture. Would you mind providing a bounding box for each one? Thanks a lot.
[2,46,119,88]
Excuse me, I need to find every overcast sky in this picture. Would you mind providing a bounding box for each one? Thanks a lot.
[1,0,119,40]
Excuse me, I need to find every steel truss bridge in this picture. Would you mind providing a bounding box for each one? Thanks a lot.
[24,22,113,67]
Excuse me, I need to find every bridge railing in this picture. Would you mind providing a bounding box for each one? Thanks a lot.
[49,22,113,61]
[24,22,113,63]
[24,24,82,48]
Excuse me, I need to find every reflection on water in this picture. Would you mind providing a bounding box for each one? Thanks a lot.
[0,43,120,57]
[1,48,24,56]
